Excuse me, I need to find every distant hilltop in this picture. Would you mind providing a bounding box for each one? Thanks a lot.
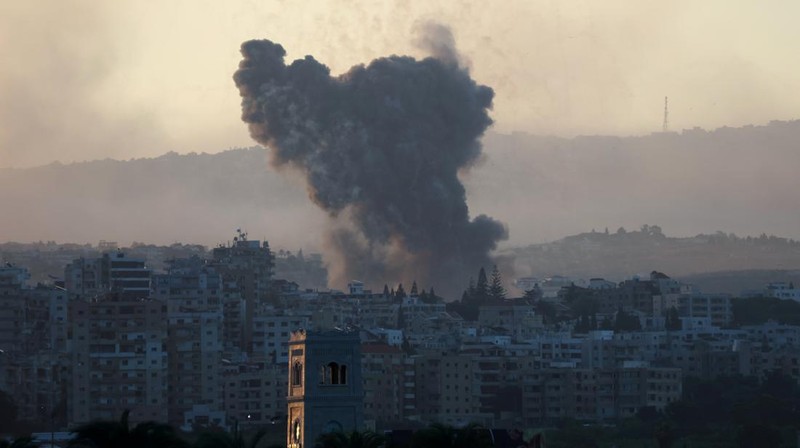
[498,225,800,292]
[1,119,799,249]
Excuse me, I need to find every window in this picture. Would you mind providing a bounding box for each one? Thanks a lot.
[291,362,303,386]
[321,362,347,385]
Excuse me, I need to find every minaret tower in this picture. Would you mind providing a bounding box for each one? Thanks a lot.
[286,329,364,448]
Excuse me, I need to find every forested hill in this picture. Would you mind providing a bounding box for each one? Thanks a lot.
[2,120,799,255]
[499,225,800,285]
[470,120,800,245]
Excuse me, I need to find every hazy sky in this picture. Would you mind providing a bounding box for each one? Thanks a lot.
[2,0,799,168]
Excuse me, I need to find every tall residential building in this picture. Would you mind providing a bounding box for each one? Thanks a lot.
[361,343,416,428]
[166,310,224,428]
[210,233,274,354]
[0,265,70,425]
[68,294,168,426]
[0,265,36,355]
[152,259,226,426]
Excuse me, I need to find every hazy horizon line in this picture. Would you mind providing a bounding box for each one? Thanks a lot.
[3,117,798,170]
[2,224,796,255]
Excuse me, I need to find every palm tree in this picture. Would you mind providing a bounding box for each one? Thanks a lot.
[410,423,492,448]
[193,427,268,448]
[68,410,189,448]
[654,421,675,448]
[316,430,385,448]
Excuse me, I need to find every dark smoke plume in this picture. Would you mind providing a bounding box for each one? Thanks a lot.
[233,26,508,299]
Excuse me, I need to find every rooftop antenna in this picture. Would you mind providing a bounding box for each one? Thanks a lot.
[662,96,669,132]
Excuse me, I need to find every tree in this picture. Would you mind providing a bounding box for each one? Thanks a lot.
[522,287,540,302]
[614,307,641,332]
[0,390,18,434]
[534,300,557,325]
[736,424,781,448]
[488,265,506,301]
[194,426,268,448]
[410,281,418,296]
[650,225,664,237]
[410,423,493,448]
[316,430,384,448]
[653,421,675,448]
[68,410,189,448]
[395,284,407,300]
[475,268,489,302]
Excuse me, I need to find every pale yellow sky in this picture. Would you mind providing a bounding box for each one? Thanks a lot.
[1,0,799,167]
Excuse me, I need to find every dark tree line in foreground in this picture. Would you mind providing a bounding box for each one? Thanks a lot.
[3,372,799,447]
[541,371,800,448]
[0,415,508,448]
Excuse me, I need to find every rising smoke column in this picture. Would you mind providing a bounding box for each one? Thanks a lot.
[233,25,508,298]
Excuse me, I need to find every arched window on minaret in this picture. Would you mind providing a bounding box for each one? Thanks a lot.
[291,361,303,386]
[320,362,348,385]
[328,362,340,384]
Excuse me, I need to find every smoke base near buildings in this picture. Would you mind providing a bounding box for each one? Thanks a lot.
[232,25,508,297]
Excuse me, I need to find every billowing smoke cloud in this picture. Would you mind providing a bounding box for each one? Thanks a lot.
[233,24,508,298]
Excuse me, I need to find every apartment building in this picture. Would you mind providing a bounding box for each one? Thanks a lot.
[64,251,151,300]
[68,295,168,426]
[361,343,416,428]
[521,366,681,425]
[478,302,540,341]
[678,293,733,327]
[221,358,287,428]
[166,310,224,428]
[210,234,274,354]
[152,259,223,313]
[252,310,310,364]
